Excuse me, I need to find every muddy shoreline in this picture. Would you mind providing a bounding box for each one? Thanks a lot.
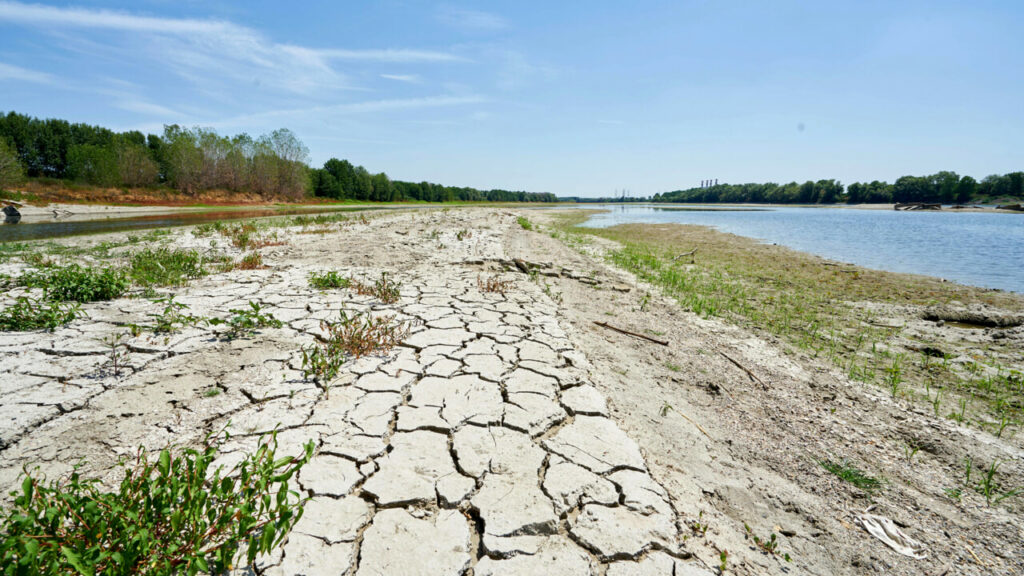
[0,207,1021,575]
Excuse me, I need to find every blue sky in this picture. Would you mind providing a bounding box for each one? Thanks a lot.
[1,1,1022,196]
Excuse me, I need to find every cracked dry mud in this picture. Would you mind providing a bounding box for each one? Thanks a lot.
[0,210,712,575]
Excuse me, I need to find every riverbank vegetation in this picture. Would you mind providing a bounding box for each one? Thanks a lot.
[0,111,557,204]
[549,211,1024,437]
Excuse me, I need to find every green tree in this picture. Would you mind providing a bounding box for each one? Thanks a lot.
[955,175,977,204]
[66,144,119,187]
[161,125,203,194]
[0,139,25,190]
[116,139,159,187]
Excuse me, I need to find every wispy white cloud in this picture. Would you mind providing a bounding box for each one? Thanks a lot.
[495,50,557,90]
[381,73,422,83]
[437,7,507,31]
[0,1,465,99]
[0,60,54,84]
[314,48,466,63]
[212,95,486,128]
[0,1,237,34]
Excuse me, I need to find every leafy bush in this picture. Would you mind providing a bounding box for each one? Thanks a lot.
[130,248,205,287]
[0,297,80,331]
[0,431,312,576]
[517,216,533,231]
[21,265,128,302]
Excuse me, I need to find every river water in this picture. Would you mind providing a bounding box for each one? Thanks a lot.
[579,205,1024,294]
[0,206,388,243]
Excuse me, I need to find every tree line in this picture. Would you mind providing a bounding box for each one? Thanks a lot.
[0,111,556,203]
[309,159,556,203]
[653,171,1023,205]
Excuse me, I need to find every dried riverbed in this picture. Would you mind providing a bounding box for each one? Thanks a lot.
[0,207,1022,575]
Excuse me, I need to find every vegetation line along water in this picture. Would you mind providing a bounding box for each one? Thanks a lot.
[577,204,1024,294]
[547,208,1023,442]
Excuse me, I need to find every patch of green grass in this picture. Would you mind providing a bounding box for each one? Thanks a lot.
[819,459,882,493]
[129,248,205,287]
[20,264,128,302]
[0,297,80,331]
[309,270,351,290]
[517,216,533,231]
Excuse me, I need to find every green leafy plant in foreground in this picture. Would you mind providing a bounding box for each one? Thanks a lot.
[21,264,128,303]
[516,216,533,231]
[0,430,313,576]
[0,297,80,331]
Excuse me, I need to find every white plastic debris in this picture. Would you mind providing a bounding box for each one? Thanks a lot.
[854,509,927,559]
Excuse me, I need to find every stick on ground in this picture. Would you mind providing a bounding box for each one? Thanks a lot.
[593,321,669,346]
[720,351,768,389]
[671,248,698,262]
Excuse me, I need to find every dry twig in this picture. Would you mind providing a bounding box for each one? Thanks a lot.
[720,351,768,389]
[593,321,669,346]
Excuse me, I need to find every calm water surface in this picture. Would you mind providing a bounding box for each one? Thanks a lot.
[0,206,389,243]
[580,205,1024,293]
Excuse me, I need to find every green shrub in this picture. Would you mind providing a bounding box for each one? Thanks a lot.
[0,297,80,331]
[308,270,350,290]
[130,248,205,287]
[21,265,128,302]
[517,216,533,231]
[0,431,312,576]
